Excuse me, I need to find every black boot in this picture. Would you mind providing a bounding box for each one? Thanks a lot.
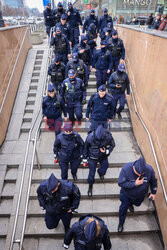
[128,204,134,213]
[97,171,104,180]
[117,111,122,120]
[118,223,124,233]
[88,184,93,197]
[64,226,70,234]
[72,174,77,181]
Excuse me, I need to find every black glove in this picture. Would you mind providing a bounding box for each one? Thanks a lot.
[82,99,86,105]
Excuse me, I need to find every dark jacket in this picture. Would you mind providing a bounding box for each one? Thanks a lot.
[65,59,88,84]
[43,8,55,27]
[37,174,80,214]
[83,129,115,160]
[98,15,113,33]
[67,7,82,28]
[48,62,65,84]
[50,34,71,54]
[64,214,112,250]
[100,27,113,41]
[147,15,154,25]
[73,38,92,65]
[42,94,67,119]
[53,8,66,25]
[118,161,157,200]
[86,24,97,49]
[93,48,112,70]
[82,15,98,33]
[152,18,161,30]
[53,131,84,162]
[60,77,86,104]
[86,93,114,121]
[108,70,130,95]
[54,22,71,40]
[107,37,125,60]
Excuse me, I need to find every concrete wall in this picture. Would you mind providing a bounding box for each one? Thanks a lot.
[116,25,167,247]
[0,26,32,145]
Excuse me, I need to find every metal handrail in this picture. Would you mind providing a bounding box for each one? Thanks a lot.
[19,29,54,250]
[0,26,29,113]
[9,28,53,250]
[130,83,167,204]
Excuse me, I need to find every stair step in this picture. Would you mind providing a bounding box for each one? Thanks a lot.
[25,214,159,236]
[26,97,36,105]
[21,122,32,132]
[23,113,33,122]
[25,105,34,113]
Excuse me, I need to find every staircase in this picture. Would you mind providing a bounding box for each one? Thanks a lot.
[0,45,163,250]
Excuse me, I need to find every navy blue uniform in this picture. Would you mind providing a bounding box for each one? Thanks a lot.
[43,8,55,36]
[118,159,157,225]
[54,22,71,41]
[48,62,65,91]
[107,37,125,71]
[100,27,113,41]
[64,214,112,250]
[93,48,112,89]
[108,70,130,116]
[86,92,114,131]
[67,7,82,47]
[73,37,92,68]
[42,94,67,135]
[65,59,88,86]
[37,174,80,230]
[86,24,97,60]
[82,14,98,33]
[98,14,113,34]
[50,34,71,64]
[53,132,84,179]
[83,129,115,184]
[60,77,86,122]
[53,8,66,25]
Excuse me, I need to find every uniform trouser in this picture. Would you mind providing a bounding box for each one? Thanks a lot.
[59,159,81,179]
[52,81,61,93]
[90,119,108,132]
[67,101,82,122]
[54,53,68,64]
[95,69,108,90]
[46,117,62,136]
[112,93,126,115]
[45,211,72,229]
[112,57,120,72]
[119,190,144,225]
[46,25,53,37]
[70,26,80,47]
[88,158,109,184]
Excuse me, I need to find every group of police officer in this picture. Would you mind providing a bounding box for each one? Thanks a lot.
[38,3,158,249]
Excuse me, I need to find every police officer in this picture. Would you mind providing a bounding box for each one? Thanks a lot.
[54,14,71,42]
[98,8,113,35]
[107,30,125,71]
[73,35,92,74]
[67,2,82,47]
[65,53,88,87]
[43,3,55,37]
[86,23,97,60]
[118,157,157,232]
[82,9,98,34]
[53,122,84,180]
[60,69,86,125]
[63,214,112,249]
[42,84,67,136]
[86,85,114,131]
[92,40,112,90]
[83,125,115,196]
[48,55,65,92]
[37,173,80,232]
[50,26,71,64]
[100,22,113,41]
[53,2,66,25]
[108,63,130,119]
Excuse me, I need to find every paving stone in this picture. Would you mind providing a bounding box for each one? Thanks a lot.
[0,217,9,236]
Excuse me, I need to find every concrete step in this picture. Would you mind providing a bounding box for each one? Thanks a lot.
[31,78,39,83]
[22,233,163,250]
[28,90,37,97]
[25,105,34,113]
[24,214,159,236]
[26,97,36,105]
[21,122,32,132]
[27,198,154,217]
[32,72,40,77]
[29,84,38,90]
[34,66,41,71]
[23,113,33,123]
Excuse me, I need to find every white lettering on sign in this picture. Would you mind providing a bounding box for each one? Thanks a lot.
[123,0,152,5]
